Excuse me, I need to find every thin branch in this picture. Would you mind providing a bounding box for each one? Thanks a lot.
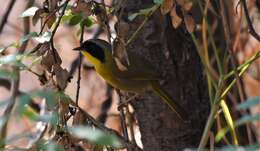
[241,0,260,41]
[69,101,142,151]
[75,25,84,106]
[69,26,103,76]
[126,5,159,46]
[0,0,16,33]
[39,2,66,35]
[50,0,70,63]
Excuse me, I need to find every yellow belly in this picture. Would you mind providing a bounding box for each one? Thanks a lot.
[82,51,151,92]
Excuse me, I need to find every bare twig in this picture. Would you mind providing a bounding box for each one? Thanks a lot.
[240,0,260,41]
[126,5,159,46]
[49,0,70,63]
[69,26,103,76]
[75,25,84,106]
[0,0,16,33]
[69,100,142,151]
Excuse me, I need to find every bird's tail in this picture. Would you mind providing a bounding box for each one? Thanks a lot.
[151,81,188,121]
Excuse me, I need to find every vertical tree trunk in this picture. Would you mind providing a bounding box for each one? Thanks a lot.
[118,0,210,150]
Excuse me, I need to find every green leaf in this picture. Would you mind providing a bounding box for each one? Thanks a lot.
[17,93,31,114]
[0,100,9,108]
[69,14,82,25]
[215,127,229,142]
[21,6,39,17]
[153,0,164,4]
[0,70,18,80]
[20,32,38,43]
[0,117,6,131]
[216,114,260,142]
[0,47,4,53]
[69,126,122,148]
[34,90,57,109]
[81,17,94,27]
[16,90,57,114]
[22,107,58,125]
[128,13,138,21]
[61,10,73,23]
[0,53,28,67]
[0,42,20,53]
[128,5,158,21]
[237,96,260,110]
[236,114,260,125]
[215,144,260,151]
[34,31,52,43]
[0,54,19,65]
[37,112,58,125]
[37,140,64,151]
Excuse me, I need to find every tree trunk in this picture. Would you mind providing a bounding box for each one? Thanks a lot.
[118,0,210,150]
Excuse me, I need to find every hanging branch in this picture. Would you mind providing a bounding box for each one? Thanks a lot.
[75,25,84,106]
[240,0,260,41]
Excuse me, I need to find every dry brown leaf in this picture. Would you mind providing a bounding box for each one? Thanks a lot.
[115,21,130,38]
[184,14,195,33]
[41,49,62,72]
[183,2,193,11]
[170,6,182,28]
[113,39,129,71]
[160,0,174,15]
[94,5,107,25]
[37,42,50,56]
[32,8,46,25]
[53,64,70,90]
[46,14,56,28]
[72,0,92,16]
[49,0,59,11]
[176,0,185,6]
[41,51,56,72]
[72,110,87,126]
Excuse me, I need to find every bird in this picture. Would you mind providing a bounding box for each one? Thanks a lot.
[73,39,187,120]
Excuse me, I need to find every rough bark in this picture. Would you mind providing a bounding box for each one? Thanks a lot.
[119,0,210,150]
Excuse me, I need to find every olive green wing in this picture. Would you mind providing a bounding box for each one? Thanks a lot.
[114,52,160,80]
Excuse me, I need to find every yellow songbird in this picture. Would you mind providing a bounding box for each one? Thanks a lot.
[73,39,187,120]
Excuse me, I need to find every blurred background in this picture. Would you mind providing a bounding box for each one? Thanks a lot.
[0,0,259,149]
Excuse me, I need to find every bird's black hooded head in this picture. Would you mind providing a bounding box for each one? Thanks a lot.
[73,39,110,63]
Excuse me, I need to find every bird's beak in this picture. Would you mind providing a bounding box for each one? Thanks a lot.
[73,46,82,51]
